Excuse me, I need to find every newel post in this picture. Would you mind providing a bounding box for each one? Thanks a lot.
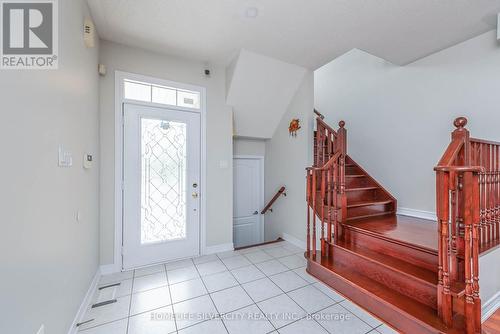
[451,117,471,281]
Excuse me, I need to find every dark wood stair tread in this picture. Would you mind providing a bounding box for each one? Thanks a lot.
[344,214,438,252]
[345,174,366,178]
[307,254,462,333]
[335,240,437,286]
[347,199,393,208]
[346,212,395,221]
[346,186,379,192]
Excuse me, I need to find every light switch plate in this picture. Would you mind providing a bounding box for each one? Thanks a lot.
[58,145,73,167]
[83,153,93,169]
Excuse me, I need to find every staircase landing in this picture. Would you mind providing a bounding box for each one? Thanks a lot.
[344,214,438,252]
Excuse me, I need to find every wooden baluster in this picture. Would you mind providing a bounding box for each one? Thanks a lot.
[338,121,347,224]
[436,170,452,326]
[327,165,333,249]
[312,170,317,257]
[487,144,492,246]
[333,159,339,244]
[497,145,500,242]
[450,172,459,282]
[306,169,311,255]
[320,169,326,255]
[479,143,485,247]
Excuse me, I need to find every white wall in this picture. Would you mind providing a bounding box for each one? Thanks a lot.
[480,247,500,312]
[233,138,266,157]
[264,73,314,242]
[0,1,100,333]
[315,31,500,213]
[227,50,307,138]
[315,30,500,307]
[99,41,233,265]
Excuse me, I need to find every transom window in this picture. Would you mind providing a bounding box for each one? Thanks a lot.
[124,79,201,110]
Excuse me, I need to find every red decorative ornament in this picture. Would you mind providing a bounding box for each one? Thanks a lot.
[288,119,301,137]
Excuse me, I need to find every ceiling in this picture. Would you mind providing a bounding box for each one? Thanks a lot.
[86,0,500,69]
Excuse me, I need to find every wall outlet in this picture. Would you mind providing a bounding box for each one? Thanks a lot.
[36,324,45,334]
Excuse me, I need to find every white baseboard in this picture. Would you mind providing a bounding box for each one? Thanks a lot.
[281,233,306,250]
[67,268,100,334]
[482,291,500,323]
[100,263,120,275]
[397,207,436,221]
[203,242,234,255]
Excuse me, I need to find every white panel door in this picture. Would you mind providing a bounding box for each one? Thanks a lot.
[123,103,201,269]
[233,158,263,248]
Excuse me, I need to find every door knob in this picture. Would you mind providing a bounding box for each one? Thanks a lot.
[253,211,259,215]
[192,192,199,198]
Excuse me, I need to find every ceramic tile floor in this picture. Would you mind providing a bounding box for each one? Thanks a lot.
[78,241,399,334]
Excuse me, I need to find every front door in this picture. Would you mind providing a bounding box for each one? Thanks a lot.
[123,103,201,269]
[233,157,263,248]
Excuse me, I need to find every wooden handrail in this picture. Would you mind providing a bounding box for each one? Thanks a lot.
[261,186,286,214]
[314,109,325,120]
[470,137,500,146]
[307,152,341,171]
[316,117,337,137]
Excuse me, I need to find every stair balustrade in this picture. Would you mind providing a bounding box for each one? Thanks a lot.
[307,117,347,256]
[435,117,500,334]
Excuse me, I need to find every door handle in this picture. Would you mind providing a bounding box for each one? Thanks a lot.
[192,192,199,198]
[253,211,259,215]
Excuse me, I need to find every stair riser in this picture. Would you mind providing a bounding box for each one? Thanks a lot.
[343,226,438,273]
[307,259,442,334]
[346,189,391,203]
[330,244,437,309]
[346,176,373,188]
[346,165,363,175]
[347,202,395,219]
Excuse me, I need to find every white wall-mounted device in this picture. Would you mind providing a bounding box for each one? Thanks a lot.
[84,17,96,48]
[58,145,73,167]
[83,153,93,169]
[98,64,107,76]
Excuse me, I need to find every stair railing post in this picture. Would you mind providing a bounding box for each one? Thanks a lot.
[327,165,333,251]
[321,169,326,255]
[312,170,317,257]
[452,117,471,278]
[306,169,311,255]
[436,170,453,327]
[463,170,482,334]
[337,121,347,229]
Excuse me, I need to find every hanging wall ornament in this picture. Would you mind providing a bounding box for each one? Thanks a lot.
[289,118,301,137]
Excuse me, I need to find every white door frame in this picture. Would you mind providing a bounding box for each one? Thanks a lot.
[114,70,207,272]
[233,155,265,244]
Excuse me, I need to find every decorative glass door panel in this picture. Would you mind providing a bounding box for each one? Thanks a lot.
[141,118,187,244]
[123,103,201,269]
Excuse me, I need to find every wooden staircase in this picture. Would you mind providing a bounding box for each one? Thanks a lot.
[306,115,500,333]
